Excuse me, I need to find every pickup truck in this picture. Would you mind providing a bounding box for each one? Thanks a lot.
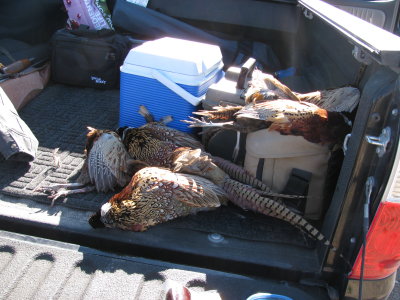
[1,0,400,299]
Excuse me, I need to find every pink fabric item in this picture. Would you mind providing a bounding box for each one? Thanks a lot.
[63,0,113,30]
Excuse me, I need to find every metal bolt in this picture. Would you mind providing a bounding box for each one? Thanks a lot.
[208,233,224,243]
[371,113,381,122]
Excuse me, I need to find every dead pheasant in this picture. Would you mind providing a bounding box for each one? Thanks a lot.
[134,104,204,150]
[140,122,204,150]
[244,70,360,111]
[120,126,231,187]
[120,105,294,197]
[87,160,346,264]
[120,126,300,199]
[88,161,228,231]
[245,70,301,103]
[37,127,134,203]
[206,71,358,159]
[186,99,352,145]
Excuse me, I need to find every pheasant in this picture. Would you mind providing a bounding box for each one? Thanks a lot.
[37,127,134,203]
[119,126,230,186]
[244,70,360,111]
[244,70,301,103]
[127,104,204,150]
[185,99,353,146]
[120,105,296,197]
[119,126,300,199]
[88,161,228,231]
[87,160,346,264]
[205,71,358,159]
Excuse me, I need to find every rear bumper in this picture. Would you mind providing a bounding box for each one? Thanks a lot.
[344,271,396,300]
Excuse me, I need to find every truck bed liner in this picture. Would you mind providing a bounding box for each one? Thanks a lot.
[0,230,329,299]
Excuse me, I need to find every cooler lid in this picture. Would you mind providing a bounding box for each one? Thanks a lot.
[123,37,223,77]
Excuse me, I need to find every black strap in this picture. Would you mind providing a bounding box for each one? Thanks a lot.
[256,158,265,181]
[282,168,312,196]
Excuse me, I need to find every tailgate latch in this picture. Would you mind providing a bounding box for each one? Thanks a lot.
[365,127,391,157]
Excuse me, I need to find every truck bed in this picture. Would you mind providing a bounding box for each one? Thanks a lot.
[0,84,321,279]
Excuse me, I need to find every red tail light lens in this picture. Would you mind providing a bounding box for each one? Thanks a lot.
[349,200,400,280]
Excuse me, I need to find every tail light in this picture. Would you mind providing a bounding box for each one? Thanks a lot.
[349,150,400,280]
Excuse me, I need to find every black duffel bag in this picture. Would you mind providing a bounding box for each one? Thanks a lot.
[51,27,140,89]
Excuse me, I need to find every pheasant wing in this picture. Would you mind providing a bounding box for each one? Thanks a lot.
[170,147,227,185]
[237,99,322,123]
[193,105,242,120]
[141,123,204,150]
[138,167,224,208]
[88,132,131,192]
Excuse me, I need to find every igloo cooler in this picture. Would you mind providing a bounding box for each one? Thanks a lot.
[119,37,224,132]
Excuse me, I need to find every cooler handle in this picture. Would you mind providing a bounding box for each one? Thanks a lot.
[151,70,203,106]
[236,57,256,89]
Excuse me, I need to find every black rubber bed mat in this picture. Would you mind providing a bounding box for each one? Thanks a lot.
[0,84,314,248]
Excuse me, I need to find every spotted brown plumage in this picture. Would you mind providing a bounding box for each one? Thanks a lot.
[222,178,330,245]
[37,127,134,202]
[89,164,227,231]
[121,124,308,202]
[243,70,359,110]
[121,104,204,150]
[120,126,224,183]
[244,71,301,103]
[120,126,299,199]
[186,99,352,145]
[122,127,177,168]
[111,121,328,242]
[84,128,134,191]
[169,147,228,185]
[245,71,360,111]
[222,177,350,265]
[140,122,204,150]
[83,127,344,258]
[88,161,330,248]
[88,161,347,265]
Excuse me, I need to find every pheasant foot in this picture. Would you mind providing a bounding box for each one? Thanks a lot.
[35,183,96,206]
[182,116,234,128]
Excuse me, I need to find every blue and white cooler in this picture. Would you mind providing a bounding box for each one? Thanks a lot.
[119,37,224,132]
